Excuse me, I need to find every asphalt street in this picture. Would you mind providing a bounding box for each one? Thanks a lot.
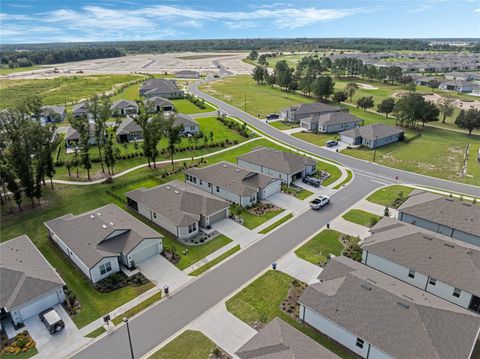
[73,173,381,359]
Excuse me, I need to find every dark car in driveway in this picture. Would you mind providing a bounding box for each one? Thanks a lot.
[302,176,321,187]
[40,308,65,334]
[325,140,338,147]
[266,113,279,120]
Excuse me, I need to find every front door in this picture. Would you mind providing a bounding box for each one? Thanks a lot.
[469,295,480,313]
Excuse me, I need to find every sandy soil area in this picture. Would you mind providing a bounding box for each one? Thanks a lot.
[393,91,480,110]
[1,52,254,80]
[355,83,379,90]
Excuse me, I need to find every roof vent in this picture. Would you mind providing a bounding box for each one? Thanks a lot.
[402,295,414,302]
[423,235,433,240]
[166,186,171,190]
[466,249,472,255]
[97,212,102,216]
[223,164,227,168]
[235,169,240,172]
[444,243,455,248]
[367,278,377,284]
[462,203,471,207]
[397,301,410,310]
[360,284,372,291]
[90,214,95,219]
[110,222,114,226]
[174,190,179,194]
[102,224,107,229]
[445,198,453,202]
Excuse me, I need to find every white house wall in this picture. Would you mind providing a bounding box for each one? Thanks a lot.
[90,256,120,283]
[128,238,162,265]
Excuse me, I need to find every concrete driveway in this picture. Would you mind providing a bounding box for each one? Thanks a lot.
[294,180,336,197]
[24,304,89,359]
[322,141,348,152]
[211,218,261,247]
[266,192,309,215]
[137,254,192,292]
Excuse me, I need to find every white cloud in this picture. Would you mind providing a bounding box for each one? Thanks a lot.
[475,7,480,11]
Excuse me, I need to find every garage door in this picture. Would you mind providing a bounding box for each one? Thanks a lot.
[208,209,228,225]
[263,181,281,198]
[130,242,159,264]
[18,291,61,322]
[340,135,354,145]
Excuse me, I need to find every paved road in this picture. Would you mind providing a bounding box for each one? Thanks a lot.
[189,80,479,198]
[73,174,381,359]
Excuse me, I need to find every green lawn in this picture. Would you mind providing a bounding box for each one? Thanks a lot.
[226,270,355,359]
[0,348,39,359]
[268,121,299,130]
[292,131,338,147]
[111,83,142,101]
[342,209,381,228]
[190,245,241,276]
[259,213,294,234]
[239,208,285,230]
[148,330,217,359]
[0,65,44,75]
[296,188,314,200]
[366,185,414,208]
[0,74,146,108]
[171,99,216,114]
[85,326,106,338]
[112,292,162,325]
[295,229,344,266]
[201,75,314,119]
[333,169,353,189]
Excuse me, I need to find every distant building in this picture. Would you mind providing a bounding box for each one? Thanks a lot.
[116,117,143,143]
[111,100,139,117]
[139,79,184,99]
[444,72,480,81]
[339,123,404,149]
[184,161,281,206]
[144,97,174,113]
[64,123,97,147]
[237,147,316,185]
[397,190,480,246]
[299,256,480,359]
[172,113,199,135]
[280,102,345,122]
[40,105,66,125]
[412,76,438,87]
[175,70,200,78]
[72,102,91,119]
[439,80,479,93]
[300,112,362,133]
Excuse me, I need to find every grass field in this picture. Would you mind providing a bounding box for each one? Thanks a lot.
[259,213,293,234]
[149,330,217,359]
[239,208,285,230]
[0,74,146,108]
[268,121,299,130]
[366,185,414,207]
[294,229,344,266]
[226,270,355,359]
[342,209,381,228]
[292,131,337,147]
[171,99,216,114]
[190,245,241,276]
[0,65,44,75]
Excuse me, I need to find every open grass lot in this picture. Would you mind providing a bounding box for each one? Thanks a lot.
[467,142,480,181]
[0,65,44,75]
[0,74,146,108]
[268,121,299,130]
[171,99,216,114]
[294,229,344,266]
[239,208,285,230]
[226,270,355,359]
[366,185,414,207]
[0,138,289,327]
[259,213,293,234]
[201,75,314,118]
[342,209,381,228]
[292,131,337,147]
[190,245,241,276]
[149,330,217,359]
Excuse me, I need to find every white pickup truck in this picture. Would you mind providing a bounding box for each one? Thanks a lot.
[310,195,330,210]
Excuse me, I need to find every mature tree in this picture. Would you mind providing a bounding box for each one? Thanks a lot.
[357,96,374,112]
[399,75,413,88]
[274,60,293,90]
[345,82,358,102]
[321,57,332,69]
[455,108,480,136]
[209,130,214,144]
[134,102,153,167]
[88,95,106,173]
[146,113,165,169]
[332,91,348,103]
[438,94,455,123]
[377,98,395,118]
[252,66,265,84]
[428,79,441,92]
[419,101,439,127]
[164,117,184,165]
[313,76,335,100]
[393,93,427,127]
[70,114,92,180]
[387,66,403,84]
[258,54,268,66]
[265,71,275,88]
[247,50,258,60]
[406,82,416,93]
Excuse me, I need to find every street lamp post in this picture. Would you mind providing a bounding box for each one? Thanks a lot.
[123,317,135,359]
[372,136,378,162]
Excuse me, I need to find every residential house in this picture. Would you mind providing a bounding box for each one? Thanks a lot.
[175,70,200,78]
[237,147,316,185]
[445,72,480,81]
[280,102,345,122]
[299,256,480,359]
[126,180,230,239]
[72,102,90,119]
[64,123,97,147]
[300,112,362,133]
[184,161,281,206]
[111,100,139,117]
[116,117,143,143]
[412,76,438,87]
[45,204,163,283]
[144,97,175,113]
[172,113,199,135]
[0,235,65,328]
[397,190,480,246]
[40,105,66,125]
[439,80,480,93]
[339,123,405,149]
[139,79,184,99]
[363,217,480,313]
[236,317,340,359]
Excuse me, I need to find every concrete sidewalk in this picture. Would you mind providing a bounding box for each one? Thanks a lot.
[211,218,261,247]
[266,192,309,215]
[184,241,238,275]
[277,252,323,285]
[254,210,293,233]
[330,217,371,240]
[354,199,398,218]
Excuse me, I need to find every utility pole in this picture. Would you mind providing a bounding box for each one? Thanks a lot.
[123,317,135,359]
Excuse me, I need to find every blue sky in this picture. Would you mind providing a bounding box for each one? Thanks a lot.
[0,0,479,44]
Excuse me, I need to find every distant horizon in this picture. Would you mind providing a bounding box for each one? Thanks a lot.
[1,0,479,44]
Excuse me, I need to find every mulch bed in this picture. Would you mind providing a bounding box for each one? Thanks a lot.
[281,278,307,320]
[94,272,149,293]
[247,202,281,216]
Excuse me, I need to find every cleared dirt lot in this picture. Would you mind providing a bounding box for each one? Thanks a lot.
[1,52,254,80]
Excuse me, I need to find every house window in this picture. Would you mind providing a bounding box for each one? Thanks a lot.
[100,262,112,275]
[408,269,415,279]
[153,212,157,219]
[453,288,461,298]
[186,174,191,181]
[356,338,364,349]
[193,177,197,184]
[216,186,220,192]
[250,194,256,202]
[188,223,197,234]
[200,180,203,185]
[208,183,212,188]
[429,278,436,286]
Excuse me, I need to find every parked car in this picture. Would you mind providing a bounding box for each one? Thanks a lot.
[325,140,338,147]
[302,176,321,187]
[266,113,279,120]
[310,195,330,210]
[39,308,65,334]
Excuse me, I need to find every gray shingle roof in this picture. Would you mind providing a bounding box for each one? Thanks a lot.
[111,99,138,111]
[140,79,181,96]
[236,318,340,359]
[42,105,65,117]
[72,102,88,114]
[365,217,480,296]
[237,147,316,175]
[305,112,362,127]
[398,190,480,237]
[126,180,230,227]
[64,123,96,141]
[45,204,162,268]
[283,102,342,116]
[143,96,173,108]
[185,161,279,196]
[172,113,198,128]
[116,117,143,136]
[1,235,64,311]
[340,123,404,141]
[299,256,480,359]
[175,70,199,76]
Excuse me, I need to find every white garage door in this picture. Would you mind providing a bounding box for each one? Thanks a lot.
[340,135,355,145]
[130,242,159,264]
[263,181,281,199]
[18,291,61,322]
[208,209,228,225]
